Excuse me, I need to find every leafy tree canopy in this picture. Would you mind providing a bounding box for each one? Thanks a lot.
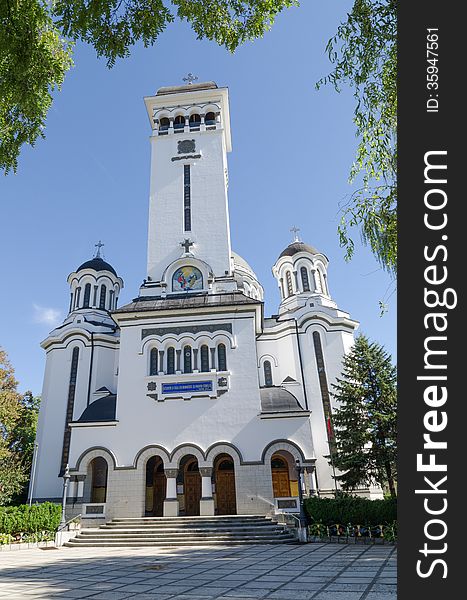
[0,348,40,505]
[317,0,396,275]
[0,0,297,174]
[330,334,397,497]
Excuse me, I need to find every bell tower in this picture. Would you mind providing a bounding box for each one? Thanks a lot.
[142,80,233,294]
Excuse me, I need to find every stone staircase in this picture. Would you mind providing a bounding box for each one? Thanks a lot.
[65,515,296,547]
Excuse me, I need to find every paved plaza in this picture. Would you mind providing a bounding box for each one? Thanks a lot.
[0,543,397,600]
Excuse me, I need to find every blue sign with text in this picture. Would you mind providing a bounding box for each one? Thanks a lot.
[162,381,213,394]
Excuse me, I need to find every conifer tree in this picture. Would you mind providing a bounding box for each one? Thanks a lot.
[331,335,397,496]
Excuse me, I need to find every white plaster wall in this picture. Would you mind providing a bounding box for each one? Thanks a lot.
[147,128,231,282]
[33,342,89,499]
[68,310,315,471]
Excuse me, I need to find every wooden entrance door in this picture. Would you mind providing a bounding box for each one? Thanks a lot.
[272,470,291,497]
[153,472,166,517]
[184,471,201,515]
[216,470,237,515]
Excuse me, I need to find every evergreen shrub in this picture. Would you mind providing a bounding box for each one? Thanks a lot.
[304,494,397,526]
[0,503,61,536]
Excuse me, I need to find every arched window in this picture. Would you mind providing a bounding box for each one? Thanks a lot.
[90,457,108,503]
[300,267,310,292]
[205,111,216,127]
[263,361,273,387]
[167,347,175,375]
[189,114,201,130]
[218,343,227,371]
[83,283,91,308]
[183,345,192,373]
[286,271,293,297]
[172,266,203,292]
[159,117,170,134]
[74,286,81,309]
[150,348,158,376]
[200,345,209,372]
[318,270,325,293]
[99,285,107,310]
[174,115,185,133]
[109,290,114,310]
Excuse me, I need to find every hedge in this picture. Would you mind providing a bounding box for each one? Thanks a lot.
[0,503,62,536]
[304,494,397,527]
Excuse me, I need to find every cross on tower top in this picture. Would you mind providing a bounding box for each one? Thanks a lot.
[95,240,105,258]
[181,238,194,253]
[183,73,198,85]
[290,226,301,242]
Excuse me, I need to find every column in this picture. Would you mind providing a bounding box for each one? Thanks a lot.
[199,467,215,516]
[163,469,179,516]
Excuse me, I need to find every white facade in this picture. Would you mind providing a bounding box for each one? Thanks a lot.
[32,81,370,523]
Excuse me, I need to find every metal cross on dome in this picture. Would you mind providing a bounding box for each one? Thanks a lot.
[290,226,301,242]
[95,240,105,258]
[183,73,198,85]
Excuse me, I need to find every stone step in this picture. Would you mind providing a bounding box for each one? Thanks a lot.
[100,524,283,531]
[94,525,284,535]
[65,538,294,547]
[77,532,292,540]
[66,515,295,547]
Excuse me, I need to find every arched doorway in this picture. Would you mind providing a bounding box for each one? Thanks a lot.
[90,457,108,503]
[180,455,201,516]
[271,454,291,498]
[145,456,166,516]
[214,454,237,515]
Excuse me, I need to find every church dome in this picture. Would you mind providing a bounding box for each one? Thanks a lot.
[278,241,320,260]
[77,257,117,276]
[231,251,258,279]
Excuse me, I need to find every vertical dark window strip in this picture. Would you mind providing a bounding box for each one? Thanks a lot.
[75,287,81,309]
[286,271,293,297]
[99,285,107,310]
[167,347,175,374]
[218,344,227,371]
[312,331,334,445]
[150,348,158,376]
[60,347,79,476]
[264,361,273,387]
[301,267,310,292]
[184,164,191,231]
[83,283,91,308]
[69,293,73,313]
[183,345,192,373]
[109,290,114,309]
[93,285,98,307]
[200,345,210,372]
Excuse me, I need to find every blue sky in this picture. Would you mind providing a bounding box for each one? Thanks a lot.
[0,1,396,395]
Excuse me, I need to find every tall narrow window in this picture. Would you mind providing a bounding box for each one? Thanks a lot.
[286,271,293,297]
[167,347,175,375]
[83,283,91,308]
[183,345,192,373]
[159,117,170,134]
[99,285,107,310]
[60,346,79,475]
[205,111,216,127]
[184,164,191,231]
[218,344,227,371]
[109,290,114,309]
[74,287,81,309]
[174,115,185,132]
[150,348,158,376]
[300,267,310,292]
[263,361,273,387]
[200,345,209,372]
[90,457,108,503]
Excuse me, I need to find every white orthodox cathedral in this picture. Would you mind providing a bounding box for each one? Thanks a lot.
[32,81,373,523]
